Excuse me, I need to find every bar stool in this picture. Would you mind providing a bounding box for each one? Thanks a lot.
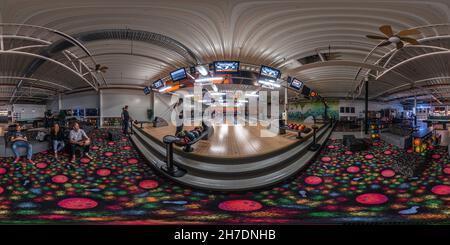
[309,124,321,151]
[161,135,186,177]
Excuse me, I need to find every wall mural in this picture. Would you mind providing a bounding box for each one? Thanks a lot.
[288,100,339,122]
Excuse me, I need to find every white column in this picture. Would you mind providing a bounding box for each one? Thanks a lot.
[284,85,288,121]
[58,93,62,111]
[99,90,103,127]
[413,94,417,115]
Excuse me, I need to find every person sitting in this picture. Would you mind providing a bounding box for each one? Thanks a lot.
[50,123,65,160]
[69,122,93,163]
[10,124,35,164]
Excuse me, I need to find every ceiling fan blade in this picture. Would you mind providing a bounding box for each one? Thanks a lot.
[400,37,419,45]
[379,25,394,37]
[397,28,420,36]
[366,34,388,40]
[378,41,391,47]
[396,42,404,49]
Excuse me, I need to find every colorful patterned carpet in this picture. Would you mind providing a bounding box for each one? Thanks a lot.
[0,129,449,224]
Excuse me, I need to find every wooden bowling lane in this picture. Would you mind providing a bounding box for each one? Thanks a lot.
[140,122,322,158]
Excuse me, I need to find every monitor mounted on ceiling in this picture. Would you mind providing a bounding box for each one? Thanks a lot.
[152,79,164,90]
[214,61,240,74]
[170,68,187,82]
[143,86,151,95]
[301,86,311,97]
[289,77,304,91]
[259,65,281,80]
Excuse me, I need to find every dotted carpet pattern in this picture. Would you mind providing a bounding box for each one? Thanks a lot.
[0,129,449,224]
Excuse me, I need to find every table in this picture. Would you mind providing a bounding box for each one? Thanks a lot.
[423,119,450,130]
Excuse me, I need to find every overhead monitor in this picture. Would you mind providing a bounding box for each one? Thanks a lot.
[143,86,151,95]
[85,108,98,116]
[301,86,311,97]
[289,78,304,91]
[152,79,164,89]
[170,68,187,82]
[214,61,240,73]
[260,65,281,79]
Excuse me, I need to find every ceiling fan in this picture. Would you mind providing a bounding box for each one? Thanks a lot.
[92,64,108,73]
[366,25,420,49]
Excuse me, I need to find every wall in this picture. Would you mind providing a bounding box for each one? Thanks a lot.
[101,89,152,121]
[287,99,403,121]
[288,100,339,121]
[60,91,99,110]
[46,98,59,113]
[12,104,46,120]
[154,93,176,123]
[338,100,403,118]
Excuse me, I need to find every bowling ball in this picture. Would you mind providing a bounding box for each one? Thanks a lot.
[186,132,195,141]
[192,131,199,138]
[198,126,204,132]
[295,125,300,130]
[176,131,185,138]
[197,130,204,137]
[299,124,306,131]
[184,136,191,143]
[414,138,421,146]
[177,138,186,146]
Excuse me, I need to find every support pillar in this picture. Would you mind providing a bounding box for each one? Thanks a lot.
[413,94,417,127]
[58,93,62,111]
[364,78,369,135]
[98,89,103,128]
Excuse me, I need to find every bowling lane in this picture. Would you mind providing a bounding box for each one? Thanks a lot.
[140,121,322,158]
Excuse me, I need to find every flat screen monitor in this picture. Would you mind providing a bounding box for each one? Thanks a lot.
[260,65,281,79]
[152,79,164,89]
[85,108,98,116]
[289,78,304,91]
[144,86,151,95]
[73,108,85,117]
[301,86,311,97]
[170,68,187,82]
[214,61,240,73]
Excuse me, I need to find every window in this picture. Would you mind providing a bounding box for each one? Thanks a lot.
[340,106,355,114]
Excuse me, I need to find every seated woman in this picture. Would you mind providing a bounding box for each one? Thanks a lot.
[50,123,65,159]
[10,124,35,164]
[69,122,93,163]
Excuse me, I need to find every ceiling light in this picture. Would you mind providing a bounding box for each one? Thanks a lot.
[158,86,172,92]
[258,80,281,88]
[196,65,209,76]
[195,77,224,83]
[211,84,218,92]
[210,92,226,96]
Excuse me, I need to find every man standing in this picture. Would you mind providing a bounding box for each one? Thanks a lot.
[122,105,131,134]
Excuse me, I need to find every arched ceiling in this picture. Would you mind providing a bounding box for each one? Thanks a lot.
[1,0,450,103]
